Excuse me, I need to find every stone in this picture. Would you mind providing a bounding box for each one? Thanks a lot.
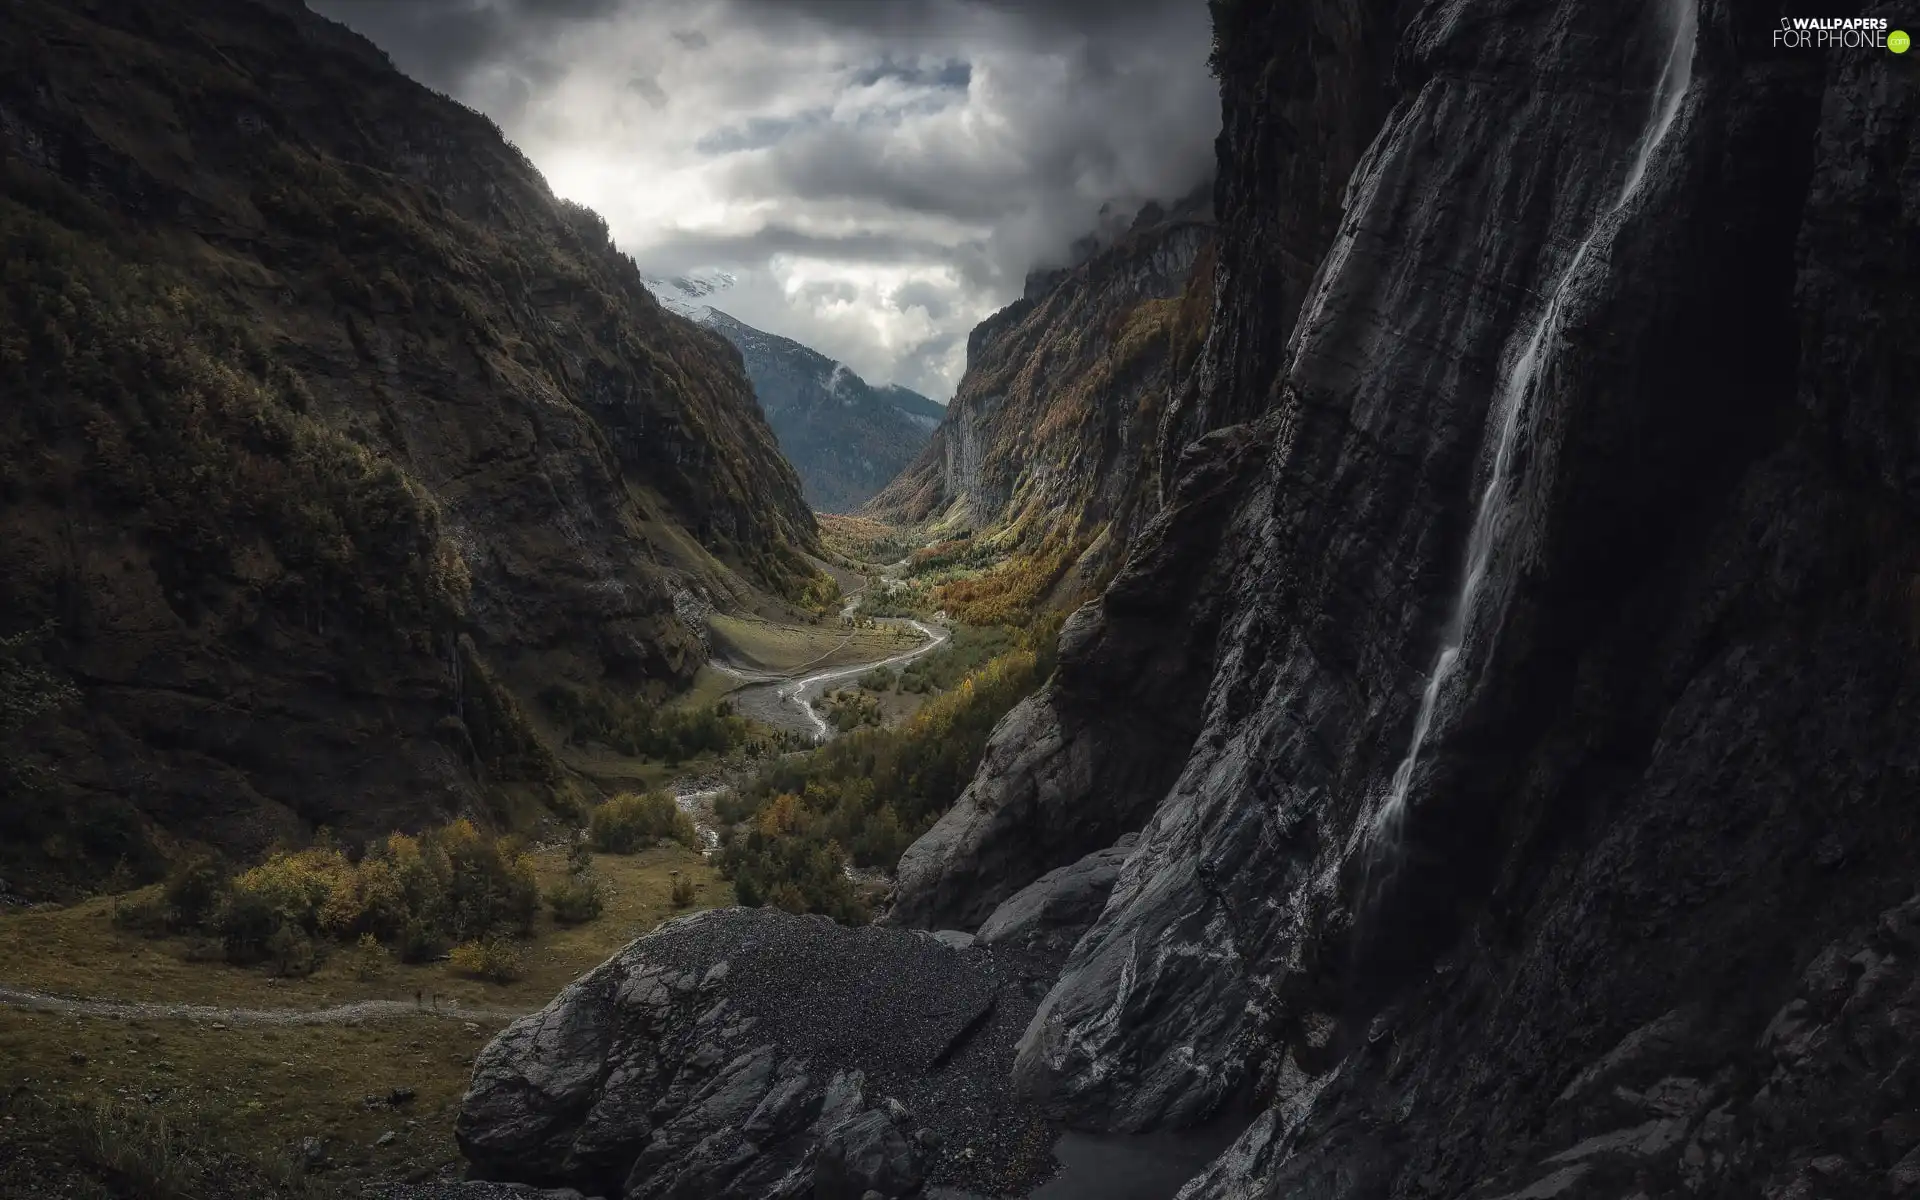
[975,835,1138,950]
[376,1131,398,1147]
[885,427,1261,937]
[813,1110,922,1200]
[457,909,1055,1198]
[866,190,1213,629]
[887,0,1920,1192]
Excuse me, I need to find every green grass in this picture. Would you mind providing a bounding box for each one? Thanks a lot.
[0,846,729,1188]
[0,1091,337,1200]
[707,613,920,674]
[670,664,747,712]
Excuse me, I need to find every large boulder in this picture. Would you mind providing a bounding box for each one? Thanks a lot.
[457,908,1057,1199]
[976,835,1139,954]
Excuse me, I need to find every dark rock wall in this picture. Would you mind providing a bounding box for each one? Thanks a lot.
[1157,0,1412,479]
[901,0,1920,1194]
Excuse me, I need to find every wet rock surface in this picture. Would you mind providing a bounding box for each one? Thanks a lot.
[457,908,1058,1199]
[895,0,1920,1194]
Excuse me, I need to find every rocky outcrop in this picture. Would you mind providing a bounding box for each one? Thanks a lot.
[866,189,1215,587]
[886,423,1264,932]
[0,0,819,883]
[975,834,1139,953]
[458,908,1062,1199]
[903,0,1920,1192]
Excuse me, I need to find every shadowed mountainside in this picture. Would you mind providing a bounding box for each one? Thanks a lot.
[0,0,822,889]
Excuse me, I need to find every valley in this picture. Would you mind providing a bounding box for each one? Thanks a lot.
[0,508,1039,1196]
[5,0,1918,1198]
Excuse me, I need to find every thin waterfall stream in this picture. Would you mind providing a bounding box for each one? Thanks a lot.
[1372,0,1698,840]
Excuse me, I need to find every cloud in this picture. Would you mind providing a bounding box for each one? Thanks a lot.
[307,0,1218,398]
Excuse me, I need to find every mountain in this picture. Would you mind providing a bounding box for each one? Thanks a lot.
[229,0,1920,1193]
[878,383,946,431]
[865,189,1214,592]
[643,274,944,513]
[888,0,1920,1188]
[0,0,820,888]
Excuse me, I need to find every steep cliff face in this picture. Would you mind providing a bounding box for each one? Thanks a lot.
[646,274,943,514]
[901,0,1920,1194]
[0,0,818,884]
[866,193,1214,587]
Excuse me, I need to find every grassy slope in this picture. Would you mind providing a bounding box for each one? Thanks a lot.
[706,614,923,676]
[0,846,728,1187]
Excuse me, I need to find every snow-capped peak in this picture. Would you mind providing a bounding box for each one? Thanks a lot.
[642,269,738,324]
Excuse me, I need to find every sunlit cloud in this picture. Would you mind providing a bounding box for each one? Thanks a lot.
[309,0,1218,398]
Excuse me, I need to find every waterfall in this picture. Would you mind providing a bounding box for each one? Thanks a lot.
[1373,0,1698,838]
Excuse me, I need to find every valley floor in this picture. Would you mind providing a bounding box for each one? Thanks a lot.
[0,846,728,1193]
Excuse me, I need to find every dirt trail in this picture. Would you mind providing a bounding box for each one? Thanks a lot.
[0,983,530,1026]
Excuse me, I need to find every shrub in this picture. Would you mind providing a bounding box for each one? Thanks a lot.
[397,917,446,965]
[818,689,883,733]
[266,923,319,978]
[109,893,171,936]
[439,820,540,942]
[590,791,696,854]
[215,888,283,965]
[83,1099,193,1200]
[180,820,539,968]
[347,932,388,981]
[449,937,524,983]
[931,538,1083,627]
[228,846,352,938]
[546,871,606,925]
[163,855,227,929]
[540,686,757,764]
[717,817,867,925]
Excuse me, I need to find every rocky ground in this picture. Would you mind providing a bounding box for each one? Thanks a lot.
[453,908,1071,1200]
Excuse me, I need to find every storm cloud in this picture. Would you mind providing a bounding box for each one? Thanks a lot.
[308,0,1219,399]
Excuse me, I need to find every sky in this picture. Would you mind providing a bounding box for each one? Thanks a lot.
[308,0,1220,400]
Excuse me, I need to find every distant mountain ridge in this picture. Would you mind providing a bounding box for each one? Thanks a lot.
[644,274,943,513]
